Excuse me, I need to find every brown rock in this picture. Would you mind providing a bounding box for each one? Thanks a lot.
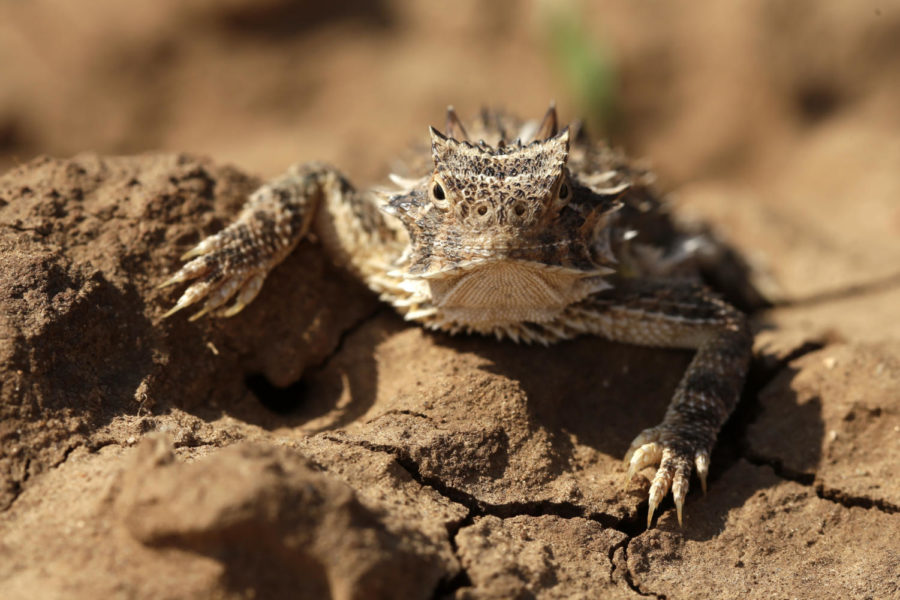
[297,313,691,522]
[0,153,375,509]
[454,515,637,599]
[747,343,900,511]
[116,437,457,600]
[0,437,460,600]
[0,444,225,600]
[626,460,900,600]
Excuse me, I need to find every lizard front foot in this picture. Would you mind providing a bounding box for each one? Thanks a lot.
[158,223,272,320]
[624,425,711,528]
[158,166,330,320]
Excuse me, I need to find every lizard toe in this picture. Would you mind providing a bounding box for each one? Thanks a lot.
[623,426,662,465]
[162,274,217,318]
[187,273,249,321]
[625,438,662,488]
[215,273,265,318]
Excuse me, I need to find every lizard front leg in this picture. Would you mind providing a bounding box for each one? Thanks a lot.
[572,279,752,527]
[159,163,353,320]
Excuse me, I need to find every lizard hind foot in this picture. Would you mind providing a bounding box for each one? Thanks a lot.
[624,426,709,528]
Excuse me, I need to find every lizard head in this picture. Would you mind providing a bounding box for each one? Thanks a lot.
[383,107,623,327]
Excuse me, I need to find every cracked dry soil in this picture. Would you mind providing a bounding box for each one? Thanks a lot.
[1,152,899,600]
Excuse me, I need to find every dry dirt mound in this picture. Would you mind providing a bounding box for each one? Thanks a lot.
[1,154,898,599]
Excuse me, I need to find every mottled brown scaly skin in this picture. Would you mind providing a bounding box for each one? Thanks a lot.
[160,106,752,527]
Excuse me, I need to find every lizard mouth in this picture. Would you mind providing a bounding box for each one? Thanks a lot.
[402,255,612,280]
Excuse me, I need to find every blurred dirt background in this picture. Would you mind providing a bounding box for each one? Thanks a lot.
[1,1,899,599]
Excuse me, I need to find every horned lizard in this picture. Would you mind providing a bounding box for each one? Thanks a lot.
[159,106,752,527]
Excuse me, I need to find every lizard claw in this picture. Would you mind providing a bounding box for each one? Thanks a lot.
[157,256,213,291]
[179,233,227,262]
[161,253,268,320]
[161,275,217,319]
[647,480,664,529]
[695,451,709,496]
[671,462,689,526]
[188,305,213,322]
[623,429,656,465]
[157,276,180,290]
[161,300,189,319]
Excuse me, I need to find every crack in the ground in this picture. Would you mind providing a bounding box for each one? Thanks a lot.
[620,542,666,599]
[743,450,899,515]
[816,485,899,515]
[772,271,900,308]
[58,442,80,466]
[1,222,47,235]
[315,434,477,599]
[3,427,230,515]
[326,435,629,530]
[741,449,815,485]
[365,409,432,424]
[607,537,624,584]
[319,433,642,597]
[3,439,85,514]
[730,339,900,518]
[430,512,475,600]
[310,303,386,374]
[2,457,32,514]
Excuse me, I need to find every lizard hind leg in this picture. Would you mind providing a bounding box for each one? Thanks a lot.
[574,279,751,528]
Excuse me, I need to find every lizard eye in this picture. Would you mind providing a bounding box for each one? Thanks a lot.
[430,176,451,210]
